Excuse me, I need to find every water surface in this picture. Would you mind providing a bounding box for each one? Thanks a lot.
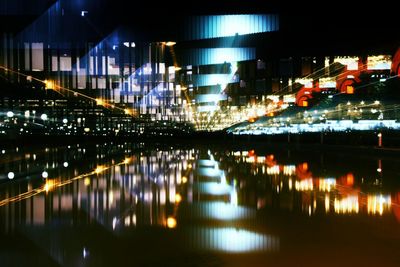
[0,142,399,266]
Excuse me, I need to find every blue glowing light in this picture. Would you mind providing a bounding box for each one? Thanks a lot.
[187,202,256,220]
[182,48,255,66]
[185,227,279,252]
[185,14,279,40]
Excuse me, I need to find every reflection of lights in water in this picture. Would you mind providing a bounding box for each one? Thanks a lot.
[82,247,89,259]
[267,165,280,175]
[196,182,233,195]
[197,167,223,177]
[283,165,296,176]
[112,217,117,230]
[334,196,359,214]
[295,179,313,191]
[175,193,182,203]
[325,194,330,212]
[187,227,279,252]
[109,191,114,204]
[220,172,226,184]
[182,176,188,183]
[198,159,216,167]
[319,178,336,192]
[0,157,130,207]
[84,178,90,186]
[188,202,256,220]
[230,187,238,206]
[95,165,105,174]
[167,217,177,228]
[44,180,56,192]
[367,194,391,215]
[124,214,136,226]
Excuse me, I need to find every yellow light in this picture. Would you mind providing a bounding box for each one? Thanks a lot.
[44,79,55,90]
[84,178,91,186]
[96,98,104,106]
[167,217,177,228]
[175,193,182,203]
[187,164,192,169]
[123,158,131,164]
[44,180,56,192]
[95,165,105,174]
[124,109,131,115]
[165,41,176,47]
[182,176,188,183]
[346,86,354,94]
[174,66,182,72]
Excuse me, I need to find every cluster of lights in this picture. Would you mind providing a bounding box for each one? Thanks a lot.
[229,99,400,135]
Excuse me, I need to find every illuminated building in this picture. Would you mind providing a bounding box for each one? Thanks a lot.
[0,1,399,135]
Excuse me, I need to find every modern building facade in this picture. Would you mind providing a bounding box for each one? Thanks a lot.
[1,0,399,135]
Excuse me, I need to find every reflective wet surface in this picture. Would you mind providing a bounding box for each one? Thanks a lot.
[1,142,400,266]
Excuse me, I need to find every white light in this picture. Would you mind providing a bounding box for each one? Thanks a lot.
[186,227,279,252]
[42,171,48,178]
[197,182,233,195]
[63,162,68,167]
[112,217,117,230]
[62,118,68,124]
[82,247,89,258]
[6,111,14,118]
[81,11,88,17]
[7,172,14,179]
[123,42,135,48]
[41,114,48,120]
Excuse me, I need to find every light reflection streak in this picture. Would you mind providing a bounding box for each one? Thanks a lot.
[0,157,133,207]
[186,227,279,252]
[187,202,256,220]
[235,150,397,216]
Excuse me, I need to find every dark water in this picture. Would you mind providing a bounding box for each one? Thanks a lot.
[1,142,400,267]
